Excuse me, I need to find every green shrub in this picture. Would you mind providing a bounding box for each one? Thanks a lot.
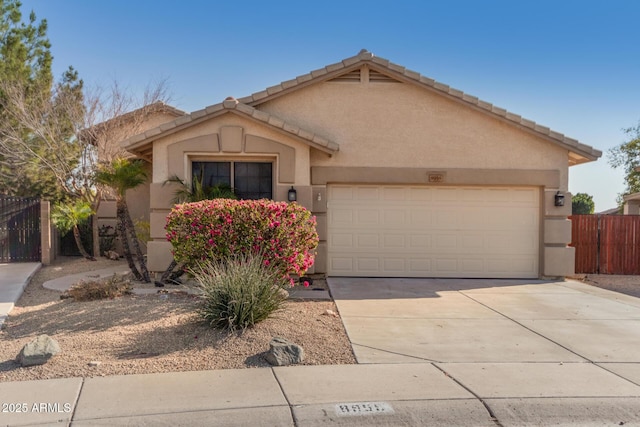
[165,199,318,284]
[191,254,289,330]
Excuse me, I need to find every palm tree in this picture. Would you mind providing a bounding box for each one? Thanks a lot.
[164,173,237,203]
[52,199,95,260]
[96,157,150,282]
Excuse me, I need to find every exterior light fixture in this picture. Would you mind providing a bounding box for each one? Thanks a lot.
[288,186,297,202]
[554,191,565,207]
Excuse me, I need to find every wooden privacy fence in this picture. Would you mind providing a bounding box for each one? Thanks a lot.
[570,214,640,275]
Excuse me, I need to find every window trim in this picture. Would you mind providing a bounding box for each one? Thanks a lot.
[188,156,276,200]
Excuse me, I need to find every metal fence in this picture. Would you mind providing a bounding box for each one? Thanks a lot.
[0,195,41,262]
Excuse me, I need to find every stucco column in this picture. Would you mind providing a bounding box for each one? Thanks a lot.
[543,190,575,277]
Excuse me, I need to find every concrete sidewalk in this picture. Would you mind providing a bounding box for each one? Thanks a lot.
[0,262,40,327]
[1,362,640,426]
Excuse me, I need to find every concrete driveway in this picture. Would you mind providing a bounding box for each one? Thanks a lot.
[329,277,640,423]
[328,277,640,364]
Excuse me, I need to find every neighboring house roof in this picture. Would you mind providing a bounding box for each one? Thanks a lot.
[122,97,339,158]
[624,192,640,202]
[597,207,621,215]
[81,101,186,145]
[122,50,601,165]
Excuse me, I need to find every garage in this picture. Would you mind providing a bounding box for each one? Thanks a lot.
[327,184,540,278]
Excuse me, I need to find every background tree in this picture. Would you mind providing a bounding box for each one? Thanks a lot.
[572,192,595,215]
[77,81,172,258]
[0,1,174,260]
[609,121,640,205]
[0,0,66,201]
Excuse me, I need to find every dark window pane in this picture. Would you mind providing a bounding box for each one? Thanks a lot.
[234,162,272,199]
[192,161,231,188]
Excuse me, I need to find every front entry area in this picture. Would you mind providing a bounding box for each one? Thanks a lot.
[327,185,540,278]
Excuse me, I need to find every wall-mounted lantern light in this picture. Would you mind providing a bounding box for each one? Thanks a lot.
[288,186,297,202]
[554,191,565,207]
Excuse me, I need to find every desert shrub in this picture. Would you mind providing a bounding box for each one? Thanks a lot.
[99,225,117,255]
[63,274,132,301]
[165,199,318,283]
[191,254,289,330]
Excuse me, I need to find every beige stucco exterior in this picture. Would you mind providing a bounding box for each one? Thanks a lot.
[120,51,601,278]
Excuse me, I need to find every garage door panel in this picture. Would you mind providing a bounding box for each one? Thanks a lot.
[434,210,458,228]
[382,187,406,201]
[331,186,354,200]
[461,234,485,250]
[328,185,539,278]
[357,258,379,272]
[329,209,354,225]
[434,188,459,202]
[409,188,433,201]
[409,258,432,272]
[357,210,380,224]
[409,234,431,248]
[461,258,484,273]
[357,187,380,200]
[384,258,406,272]
[383,210,407,227]
[331,234,353,248]
[486,188,511,202]
[383,234,406,248]
[356,234,379,249]
[331,257,353,272]
[410,210,432,226]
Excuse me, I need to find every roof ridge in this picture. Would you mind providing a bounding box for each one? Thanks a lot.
[236,49,601,161]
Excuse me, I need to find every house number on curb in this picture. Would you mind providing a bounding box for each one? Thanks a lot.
[334,402,394,416]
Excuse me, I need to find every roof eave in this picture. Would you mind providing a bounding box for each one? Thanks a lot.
[121,103,339,156]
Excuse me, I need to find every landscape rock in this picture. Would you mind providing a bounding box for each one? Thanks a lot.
[17,335,61,367]
[265,337,304,366]
[275,286,289,300]
[104,250,120,260]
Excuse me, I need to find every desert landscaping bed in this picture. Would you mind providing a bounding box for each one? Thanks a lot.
[582,274,640,299]
[0,257,356,382]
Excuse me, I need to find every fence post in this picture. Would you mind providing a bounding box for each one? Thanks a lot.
[40,200,53,265]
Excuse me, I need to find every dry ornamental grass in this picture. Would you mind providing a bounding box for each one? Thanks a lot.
[0,257,355,382]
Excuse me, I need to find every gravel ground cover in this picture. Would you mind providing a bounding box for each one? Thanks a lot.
[582,274,640,299]
[0,257,355,382]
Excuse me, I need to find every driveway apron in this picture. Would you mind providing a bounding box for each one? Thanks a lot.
[328,277,640,413]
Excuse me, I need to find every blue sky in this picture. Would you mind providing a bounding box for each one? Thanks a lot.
[21,0,640,211]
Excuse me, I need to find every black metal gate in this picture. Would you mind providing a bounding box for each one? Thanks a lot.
[0,196,41,262]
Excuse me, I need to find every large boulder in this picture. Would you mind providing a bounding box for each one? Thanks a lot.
[265,337,304,366]
[16,335,61,367]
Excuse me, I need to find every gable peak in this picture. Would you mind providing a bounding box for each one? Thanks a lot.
[358,49,374,60]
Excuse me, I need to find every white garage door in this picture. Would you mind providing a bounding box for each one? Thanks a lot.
[327,185,540,278]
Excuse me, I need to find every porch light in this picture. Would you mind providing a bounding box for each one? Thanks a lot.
[554,191,565,207]
[288,186,297,202]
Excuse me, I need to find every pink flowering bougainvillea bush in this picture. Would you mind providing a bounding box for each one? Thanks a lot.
[165,199,319,283]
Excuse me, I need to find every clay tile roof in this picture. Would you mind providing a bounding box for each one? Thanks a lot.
[121,97,339,156]
[237,49,601,165]
[122,50,601,165]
